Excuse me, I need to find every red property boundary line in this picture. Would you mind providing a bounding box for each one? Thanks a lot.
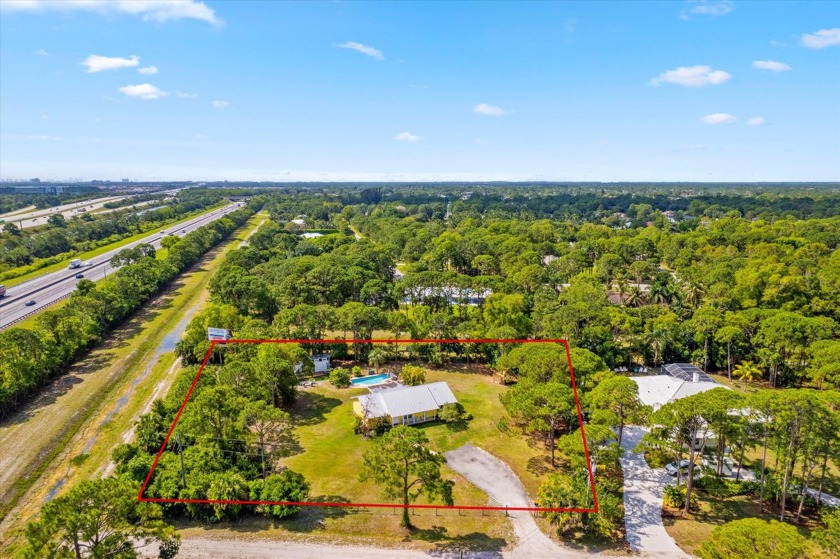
[138,338,599,513]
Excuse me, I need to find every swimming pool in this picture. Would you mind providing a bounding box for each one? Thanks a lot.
[350,373,390,386]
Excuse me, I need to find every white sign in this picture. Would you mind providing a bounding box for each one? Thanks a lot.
[207,327,231,341]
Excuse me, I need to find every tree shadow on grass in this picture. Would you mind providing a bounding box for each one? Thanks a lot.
[290,392,341,426]
[280,495,354,533]
[408,525,507,557]
[527,454,556,477]
[445,419,469,433]
[172,495,354,535]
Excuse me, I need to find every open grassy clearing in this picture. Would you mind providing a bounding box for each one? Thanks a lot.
[0,214,265,553]
[1,201,226,287]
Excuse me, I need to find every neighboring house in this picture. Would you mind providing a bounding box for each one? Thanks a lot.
[400,286,491,307]
[353,382,457,426]
[631,363,726,411]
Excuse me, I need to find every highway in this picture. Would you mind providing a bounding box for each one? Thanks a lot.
[1,196,127,229]
[0,203,243,330]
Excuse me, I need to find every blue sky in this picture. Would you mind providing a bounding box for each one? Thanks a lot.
[1,0,838,182]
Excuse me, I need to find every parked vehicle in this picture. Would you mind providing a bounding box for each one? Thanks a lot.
[665,459,699,476]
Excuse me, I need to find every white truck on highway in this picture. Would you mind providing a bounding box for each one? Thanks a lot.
[69,258,83,269]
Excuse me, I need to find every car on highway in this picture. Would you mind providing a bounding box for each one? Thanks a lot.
[665,459,699,476]
[25,300,37,306]
[75,273,85,279]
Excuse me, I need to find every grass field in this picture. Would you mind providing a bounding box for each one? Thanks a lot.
[0,214,265,553]
[1,202,226,287]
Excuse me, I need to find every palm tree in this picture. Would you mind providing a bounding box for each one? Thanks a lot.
[680,278,706,309]
[626,286,647,308]
[733,361,762,391]
[644,326,670,367]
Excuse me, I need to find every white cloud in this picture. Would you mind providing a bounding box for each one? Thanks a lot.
[650,65,731,87]
[81,54,139,73]
[138,66,158,75]
[118,83,168,100]
[26,134,62,141]
[700,113,737,124]
[801,28,840,49]
[680,0,733,19]
[211,100,229,108]
[1,0,220,26]
[337,41,384,60]
[394,131,420,142]
[176,91,198,99]
[33,49,49,57]
[680,0,732,21]
[747,117,766,126]
[473,103,508,116]
[752,60,792,72]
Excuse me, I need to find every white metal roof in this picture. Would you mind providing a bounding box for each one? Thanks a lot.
[631,374,725,410]
[356,382,457,419]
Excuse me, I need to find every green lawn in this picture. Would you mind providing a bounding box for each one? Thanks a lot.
[262,365,548,547]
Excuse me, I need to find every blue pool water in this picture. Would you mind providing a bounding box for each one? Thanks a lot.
[350,373,390,386]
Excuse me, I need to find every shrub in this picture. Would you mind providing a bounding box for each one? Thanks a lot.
[814,507,840,556]
[663,484,697,509]
[400,364,426,386]
[438,402,471,423]
[329,367,351,388]
[250,470,309,519]
[354,415,392,438]
[695,475,757,498]
[698,518,807,559]
[351,365,364,377]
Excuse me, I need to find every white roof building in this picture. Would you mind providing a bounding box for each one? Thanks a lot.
[354,382,458,426]
[631,363,728,410]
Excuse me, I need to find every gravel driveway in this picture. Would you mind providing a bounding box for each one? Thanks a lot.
[444,444,618,559]
[620,426,690,558]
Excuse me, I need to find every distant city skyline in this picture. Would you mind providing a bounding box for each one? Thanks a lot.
[1,1,838,181]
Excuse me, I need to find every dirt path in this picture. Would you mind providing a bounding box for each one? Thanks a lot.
[171,538,476,559]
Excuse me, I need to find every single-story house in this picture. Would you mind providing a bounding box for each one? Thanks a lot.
[631,363,727,411]
[353,381,457,426]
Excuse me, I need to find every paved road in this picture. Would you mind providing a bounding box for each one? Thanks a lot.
[0,203,243,329]
[619,426,690,558]
[1,196,127,229]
